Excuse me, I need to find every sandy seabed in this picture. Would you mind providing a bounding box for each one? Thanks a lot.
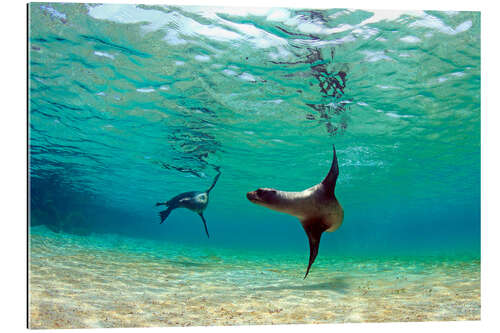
[29,228,480,329]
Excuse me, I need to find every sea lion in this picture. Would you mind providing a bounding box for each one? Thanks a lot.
[156,170,221,238]
[246,146,343,278]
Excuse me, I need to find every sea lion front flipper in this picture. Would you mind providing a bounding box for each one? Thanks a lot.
[159,207,174,224]
[206,170,221,194]
[301,219,329,279]
[321,145,339,197]
[199,213,210,239]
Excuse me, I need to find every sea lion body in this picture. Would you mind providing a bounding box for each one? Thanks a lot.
[156,171,220,238]
[247,146,343,278]
[251,184,343,232]
[166,191,208,214]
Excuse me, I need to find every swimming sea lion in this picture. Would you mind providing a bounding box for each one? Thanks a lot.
[246,146,343,278]
[156,170,221,238]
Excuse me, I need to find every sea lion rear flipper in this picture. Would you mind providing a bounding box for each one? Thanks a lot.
[199,213,210,239]
[321,145,339,196]
[159,207,174,224]
[301,219,329,279]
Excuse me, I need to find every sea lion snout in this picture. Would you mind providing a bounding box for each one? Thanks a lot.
[247,189,267,203]
[246,190,258,202]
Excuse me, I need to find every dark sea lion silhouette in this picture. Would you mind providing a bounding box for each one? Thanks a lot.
[156,170,221,238]
[246,146,343,278]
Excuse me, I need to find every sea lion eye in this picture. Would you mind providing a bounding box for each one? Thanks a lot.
[256,189,264,196]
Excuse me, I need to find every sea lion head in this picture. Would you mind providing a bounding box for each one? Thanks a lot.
[246,188,280,208]
[195,192,208,204]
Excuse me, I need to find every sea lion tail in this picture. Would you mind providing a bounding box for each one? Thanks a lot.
[155,202,166,207]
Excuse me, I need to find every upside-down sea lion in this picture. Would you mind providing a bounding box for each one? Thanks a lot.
[156,170,221,238]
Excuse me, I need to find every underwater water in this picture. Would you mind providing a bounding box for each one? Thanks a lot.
[28,3,481,328]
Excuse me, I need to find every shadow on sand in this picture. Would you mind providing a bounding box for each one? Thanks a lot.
[253,276,349,294]
[163,259,213,268]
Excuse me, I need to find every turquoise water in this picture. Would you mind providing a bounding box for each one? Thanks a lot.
[28,3,480,328]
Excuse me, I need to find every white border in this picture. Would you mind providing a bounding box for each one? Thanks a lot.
[2,0,498,333]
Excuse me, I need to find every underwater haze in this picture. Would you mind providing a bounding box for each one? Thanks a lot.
[28,3,480,328]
